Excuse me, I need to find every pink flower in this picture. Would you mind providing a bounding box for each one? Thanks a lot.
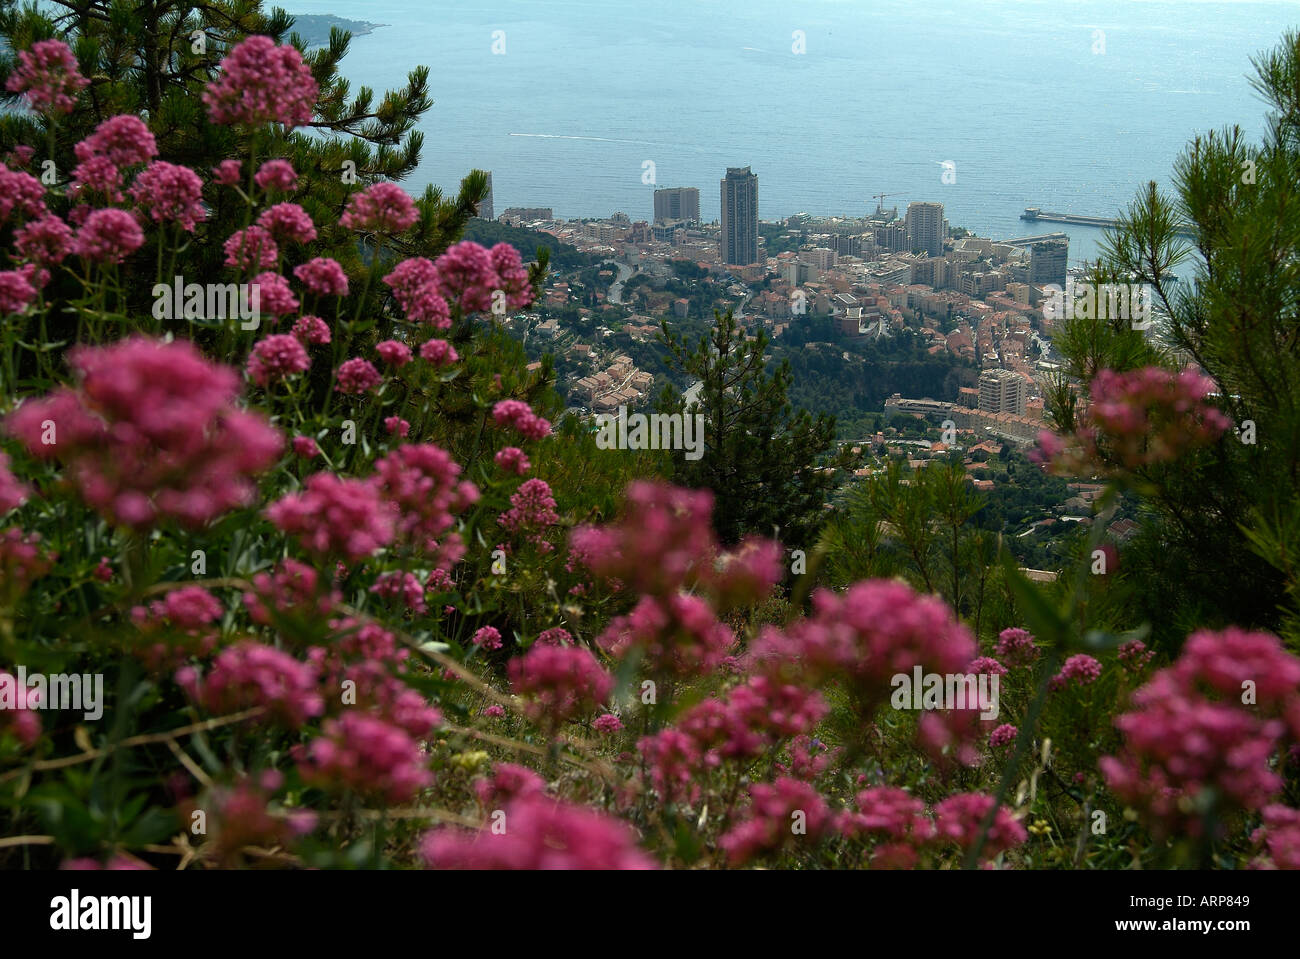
[488,242,534,309]
[1050,654,1102,691]
[482,704,505,719]
[266,473,394,561]
[0,667,43,747]
[749,579,975,708]
[14,214,74,265]
[471,626,503,651]
[371,443,477,560]
[131,585,223,668]
[419,338,458,366]
[0,529,52,602]
[597,593,735,677]
[369,570,427,613]
[491,399,551,441]
[384,416,410,437]
[994,627,1039,667]
[292,435,320,459]
[246,334,310,387]
[989,723,1018,748]
[0,166,46,225]
[498,478,559,551]
[5,337,282,528]
[130,161,206,231]
[536,627,572,647]
[242,558,339,626]
[249,271,298,317]
[1100,628,1300,838]
[253,159,298,192]
[71,115,157,201]
[436,241,499,314]
[384,257,451,327]
[339,182,418,233]
[507,644,613,725]
[212,160,242,186]
[1251,805,1300,870]
[376,340,412,367]
[291,314,331,345]
[421,795,654,869]
[72,208,144,264]
[293,257,348,296]
[593,713,623,733]
[93,557,112,582]
[494,446,530,475]
[1118,639,1155,673]
[0,269,37,315]
[719,778,833,865]
[177,641,323,728]
[257,202,316,243]
[335,357,382,394]
[295,713,432,802]
[473,763,544,806]
[932,793,1027,861]
[223,225,278,270]
[968,656,1007,676]
[203,36,319,128]
[6,39,87,114]
[839,787,932,843]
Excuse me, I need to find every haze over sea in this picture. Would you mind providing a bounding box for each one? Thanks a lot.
[293,0,1295,268]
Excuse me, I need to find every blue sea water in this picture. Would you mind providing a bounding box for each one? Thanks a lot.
[291,0,1297,268]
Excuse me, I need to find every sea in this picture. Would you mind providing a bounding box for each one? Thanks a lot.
[289,0,1298,271]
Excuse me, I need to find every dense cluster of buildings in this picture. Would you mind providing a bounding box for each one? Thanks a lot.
[479,165,1091,432]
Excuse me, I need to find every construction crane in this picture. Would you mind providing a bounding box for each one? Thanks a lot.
[872,192,903,215]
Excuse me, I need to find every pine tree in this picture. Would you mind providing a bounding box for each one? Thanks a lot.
[657,309,856,546]
[1045,31,1300,647]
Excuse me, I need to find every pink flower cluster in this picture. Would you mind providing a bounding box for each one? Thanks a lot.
[498,478,559,552]
[257,202,316,244]
[0,452,30,513]
[994,627,1039,667]
[571,482,782,608]
[384,257,450,328]
[371,442,478,562]
[266,473,394,561]
[0,667,42,747]
[243,558,339,629]
[932,792,1028,861]
[508,644,613,725]
[72,208,144,265]
[473,763,546,807]
[491,399,550,441]
[471,626,503,651]
[202,36,319,128]
[719,777,833,865]
[295,713,432,803]
[1038,366,1231,474]
[177,641,323,728]
[334,357,382,394]
[294,258,348,297]
[246,334,310,388]
[421,795,653,869]
[130,585,223,669]
[130,161,206,231]
[6,39,87,114]
[598,593,735,677]
[71,115,157,202]
[749,580,976,706]
[494,446,530,475]
[339,182,418,233]
[1050,653,1103,691]
[0,164,46,227]
[1100,628,1300,837]
[6,337,282,529]
[435,241,534,314]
